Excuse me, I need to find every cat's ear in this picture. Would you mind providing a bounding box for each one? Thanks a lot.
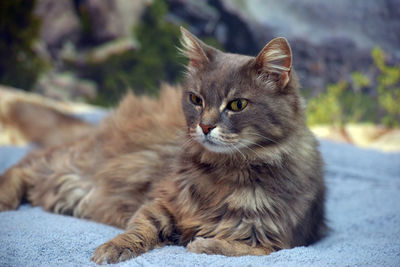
[180,26,218,71]
[254,37,292,88]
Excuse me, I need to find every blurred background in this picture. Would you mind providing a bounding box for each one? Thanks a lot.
[0,0,399,151]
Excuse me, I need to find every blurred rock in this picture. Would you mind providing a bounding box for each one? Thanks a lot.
[221,0,400,93]
[34,72,97,101]
[82,0,152,42]
[34,0,81,52]
[61,38,138,65]
[234,0,400,54]
[167,0,400,94]
[31,0,148,102]
[167,0,263,55]
[166,0,220,35]
[34,0,150,55]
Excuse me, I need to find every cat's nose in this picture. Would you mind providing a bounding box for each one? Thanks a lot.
[199,123,215,135]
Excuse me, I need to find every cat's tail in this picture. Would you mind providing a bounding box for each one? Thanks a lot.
[0,98,95,147]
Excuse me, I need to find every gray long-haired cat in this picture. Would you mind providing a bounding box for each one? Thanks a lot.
[0,27,326,264]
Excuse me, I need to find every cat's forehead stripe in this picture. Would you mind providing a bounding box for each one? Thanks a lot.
[219,100,227,112]
[218,87,237,111]
[226,87,238,99]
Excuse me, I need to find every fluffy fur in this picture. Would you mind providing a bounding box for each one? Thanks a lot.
[0,27,325,264]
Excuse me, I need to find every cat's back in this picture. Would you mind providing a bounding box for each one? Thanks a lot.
[99,84,186,154]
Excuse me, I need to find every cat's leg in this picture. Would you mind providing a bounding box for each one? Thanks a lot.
[0,148,49,211]
[92,200,175,264]
[0,166,28,211]
[0,146,92,215]
[187,237,273,256]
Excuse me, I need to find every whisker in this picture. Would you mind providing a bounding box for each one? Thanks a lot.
[219,133,239,141]
[245,132,279,145]
[241,139,264,149]
[179,136,195,152]
[229,144,247,162]
[225,145,236,157]
[236,141,264,161]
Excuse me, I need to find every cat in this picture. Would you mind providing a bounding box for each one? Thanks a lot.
[0,27,326,264]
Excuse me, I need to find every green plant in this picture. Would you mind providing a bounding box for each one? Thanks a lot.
[306,80,378,127]
[306,46,399,128]
[351,71,370,91]
[0,0,47,90]
[306,81,348,126]
[372,46,400,127]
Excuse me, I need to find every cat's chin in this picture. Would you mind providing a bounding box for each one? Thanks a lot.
[200,140,234,154]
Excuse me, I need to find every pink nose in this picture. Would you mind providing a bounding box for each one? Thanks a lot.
[199,123,215,135]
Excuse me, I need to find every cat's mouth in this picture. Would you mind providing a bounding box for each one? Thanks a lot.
[203,138,219,147]
[190,126,236,153]
[197,136,233,153]
[201,140,229,153]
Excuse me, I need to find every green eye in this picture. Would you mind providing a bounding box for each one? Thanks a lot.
[228,99,248,111]
[190,93,203,106]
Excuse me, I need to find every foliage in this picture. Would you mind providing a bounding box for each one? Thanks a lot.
[372,47,400,127]
[307,81,346,126]
[75,0,186,106]
[351,71,370,91]
[0,0,47,90]
[306,46,400,128]
[306,81,376,127]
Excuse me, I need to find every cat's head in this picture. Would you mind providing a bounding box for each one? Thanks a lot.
[180,27,304,155]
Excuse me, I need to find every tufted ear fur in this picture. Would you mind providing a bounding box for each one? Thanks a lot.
[180,26,218,72]
[254,37,292,89]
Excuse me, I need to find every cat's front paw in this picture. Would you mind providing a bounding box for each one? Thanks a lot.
[91,241,136,265]
[187,237,220,255]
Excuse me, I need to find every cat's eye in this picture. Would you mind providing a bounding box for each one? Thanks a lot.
[227,99,248,112]
[189,93,203,106]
